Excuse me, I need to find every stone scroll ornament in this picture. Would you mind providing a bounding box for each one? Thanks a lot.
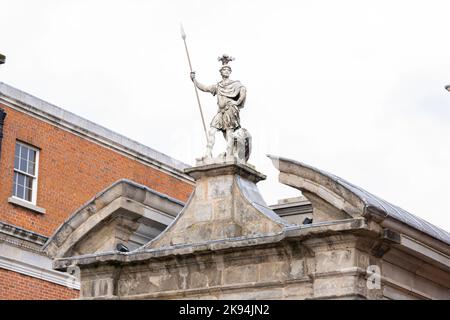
[189,54,252,163]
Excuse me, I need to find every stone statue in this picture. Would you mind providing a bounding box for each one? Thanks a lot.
[191,54,252,163]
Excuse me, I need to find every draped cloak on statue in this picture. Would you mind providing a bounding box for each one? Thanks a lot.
[205,80,246,131]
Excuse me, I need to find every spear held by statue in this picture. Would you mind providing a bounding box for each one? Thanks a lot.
[180,23,208,142]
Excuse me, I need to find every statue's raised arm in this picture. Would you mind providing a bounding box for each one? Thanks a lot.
[190,72,217,94]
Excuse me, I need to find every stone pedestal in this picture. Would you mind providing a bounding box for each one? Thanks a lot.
[145,158,288,248]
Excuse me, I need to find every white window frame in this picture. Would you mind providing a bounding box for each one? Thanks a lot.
[12,141,40,205]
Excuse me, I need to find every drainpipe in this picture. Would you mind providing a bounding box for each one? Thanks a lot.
[0,108,5,160]
[0,53,6,159]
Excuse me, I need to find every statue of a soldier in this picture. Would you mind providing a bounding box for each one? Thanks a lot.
[191,54,251,162]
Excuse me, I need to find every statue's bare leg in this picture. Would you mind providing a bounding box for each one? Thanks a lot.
[205,127,218,158]
[225,129,234,157]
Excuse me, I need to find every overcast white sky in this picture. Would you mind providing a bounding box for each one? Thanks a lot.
[1,0,450,231]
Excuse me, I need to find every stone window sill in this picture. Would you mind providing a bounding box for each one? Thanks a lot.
[8,197,46,214]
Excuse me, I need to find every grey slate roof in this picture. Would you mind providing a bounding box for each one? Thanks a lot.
[271,155,450,245]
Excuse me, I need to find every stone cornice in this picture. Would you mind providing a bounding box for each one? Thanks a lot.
[0,255,80,290]
[0,241,80,290]
[185,159,266,183]
[0,221,48,248]
[52,218,371,270]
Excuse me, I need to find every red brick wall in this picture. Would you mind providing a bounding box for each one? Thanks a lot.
[0,103,194,237]
[0,268,79,300]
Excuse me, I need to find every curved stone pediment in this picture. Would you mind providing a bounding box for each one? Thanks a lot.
[43,179,184,258]
[268,155,450,245]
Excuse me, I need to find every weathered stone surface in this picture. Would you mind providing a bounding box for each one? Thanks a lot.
[193,203,213,221]
[315,249,354,274]
[224,265,258,284]
[283,283,313,299]
[207,176,233,199]
[213,199,233,220]
[145,161,287,248]
[258,261,289,282]
[80,265,118,298]
[313,275,358,298]
[289,259,305,278]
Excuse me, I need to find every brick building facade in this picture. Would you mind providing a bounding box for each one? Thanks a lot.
[0,82,194,299]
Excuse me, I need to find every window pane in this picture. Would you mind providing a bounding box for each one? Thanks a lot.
[25,176,33,189]
[25,188,33,202]
[15,183,24,199]
[24,147,29,160]
[20,157,27,172]
[28,161,35,175]
[17,173,25,187]
[28,149,36,163]
[19,145,26,157]
[20,146,28,160]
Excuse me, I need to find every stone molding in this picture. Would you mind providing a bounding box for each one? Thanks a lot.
[0,242,79,290]
[0,221,48,247]
[185,159,266,183]
[52,218,371,270]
